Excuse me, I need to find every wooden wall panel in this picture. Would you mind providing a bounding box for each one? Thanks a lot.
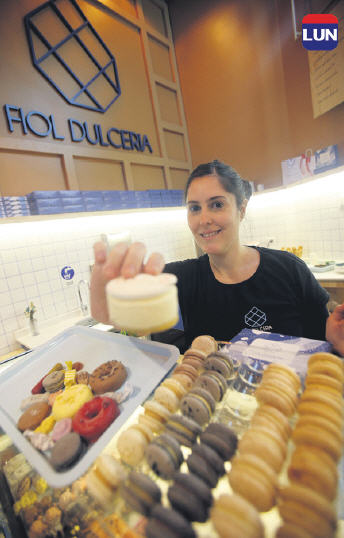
[164,130,186,161]
[74,158,126,190]
[156,84,181,124]
[148,36,174,81]
[131,163,165,189]
[0,151,65,196]
[169,167,189,190]
[142,0,167,36]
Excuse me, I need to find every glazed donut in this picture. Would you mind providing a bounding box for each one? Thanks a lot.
[89,360,127,394]
[52,384,93,421]
[72,396,120,442]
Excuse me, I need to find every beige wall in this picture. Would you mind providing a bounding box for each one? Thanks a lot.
[0,0,191,195]
[168,0,344,188]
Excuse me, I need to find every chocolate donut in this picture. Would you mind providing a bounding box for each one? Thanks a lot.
[89,360,127,394]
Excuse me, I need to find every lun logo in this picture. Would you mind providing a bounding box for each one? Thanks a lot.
[24,0,121,113]
[302,14,338,51]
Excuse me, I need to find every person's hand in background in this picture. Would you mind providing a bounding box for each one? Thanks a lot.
[90,241,164,324]
[326,303,344,357]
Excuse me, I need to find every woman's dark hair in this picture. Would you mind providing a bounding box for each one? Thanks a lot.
[184,159,252,208]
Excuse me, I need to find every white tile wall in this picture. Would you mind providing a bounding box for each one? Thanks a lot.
[0,208,196,355]
[241,167,344,261]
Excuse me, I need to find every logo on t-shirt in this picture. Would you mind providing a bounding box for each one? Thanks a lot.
[245,307,267,328]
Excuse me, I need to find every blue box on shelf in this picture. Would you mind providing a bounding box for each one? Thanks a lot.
[27,191,62,199]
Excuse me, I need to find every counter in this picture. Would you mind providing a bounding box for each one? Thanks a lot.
[312,270,344,305]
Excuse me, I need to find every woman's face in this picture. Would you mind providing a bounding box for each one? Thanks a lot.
[186,175,245,255]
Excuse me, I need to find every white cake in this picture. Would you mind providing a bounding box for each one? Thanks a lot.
[106,273,178,335]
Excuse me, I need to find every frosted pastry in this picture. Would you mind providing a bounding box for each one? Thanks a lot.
[106,273,178,335]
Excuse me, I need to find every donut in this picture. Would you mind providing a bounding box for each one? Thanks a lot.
[72,396,120,443]
[89,360,127,394]
[52,384,93,421]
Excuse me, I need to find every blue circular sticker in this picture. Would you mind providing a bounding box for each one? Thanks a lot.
[61,266,75,280]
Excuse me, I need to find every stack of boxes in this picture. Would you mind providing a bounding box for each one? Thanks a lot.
[2,196,30,217]
[1,189,184,217]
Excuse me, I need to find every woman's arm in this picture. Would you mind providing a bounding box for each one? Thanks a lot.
[90,241,164,324]
[326,303,344,357]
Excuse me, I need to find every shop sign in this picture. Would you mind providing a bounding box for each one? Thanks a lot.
[3,104,153,153]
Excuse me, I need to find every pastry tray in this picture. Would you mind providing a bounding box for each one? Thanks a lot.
[0,327,179,488]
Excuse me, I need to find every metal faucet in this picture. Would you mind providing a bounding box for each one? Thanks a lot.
[77,280,89,316]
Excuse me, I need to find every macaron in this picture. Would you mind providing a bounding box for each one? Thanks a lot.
[297,401,342,430]
[228,453,278,512]
[194,370,227,402]
[145,433,183,479]
[42,370,65,393]
[138,412,164,434]
[308,351,344,370]
[171,373,194,391]
[305,373,342,393]
[300,389,343,414]
[262,363,301,392]
[250,404,291,442]
[153,385,180,413]
[187,442,224,487]
[50,432,85,470]
[165,414,202,447]
[161,377,187,399]
[255,383,297,417]
[307,356,344,383]
[173,363,199,383]
[182,356,205,372]
[191,334,217,355]
[143,400,172,425]
[211,493,264,538]
[145,504,196,538]
[183,348,207,362]
[288,445,338,501]
[86,454,126,506]
[238,426,286,473]
[276,522,314,538]
[180,387,216,425]
[117,427,148,466]
[17,402,51,432]
[204,353,233,378]
[200,422,238,460]
[294,414,342,443]
[291,423,342,461]
[278,483,337,538]
[167,472,213,522]
[121,470,161,515]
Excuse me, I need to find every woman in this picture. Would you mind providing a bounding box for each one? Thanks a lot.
[91,160,329,348]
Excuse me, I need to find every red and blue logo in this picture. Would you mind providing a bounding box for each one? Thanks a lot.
[302,14,338,51]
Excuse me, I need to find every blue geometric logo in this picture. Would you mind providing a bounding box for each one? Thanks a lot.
[24,0,121,113]
[244,307,267,328]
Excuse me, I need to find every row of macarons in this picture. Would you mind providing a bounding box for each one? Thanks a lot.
[277,351,344,538]
[226,362,301,516]
[211,361,304,538]
[86,421,239,538]
[117,334,233,468]
[212,353,343,538]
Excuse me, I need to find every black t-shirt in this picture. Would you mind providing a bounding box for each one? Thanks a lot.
[165,247,329,348]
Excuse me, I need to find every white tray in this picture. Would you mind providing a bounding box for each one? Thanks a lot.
[0,327,179,487]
